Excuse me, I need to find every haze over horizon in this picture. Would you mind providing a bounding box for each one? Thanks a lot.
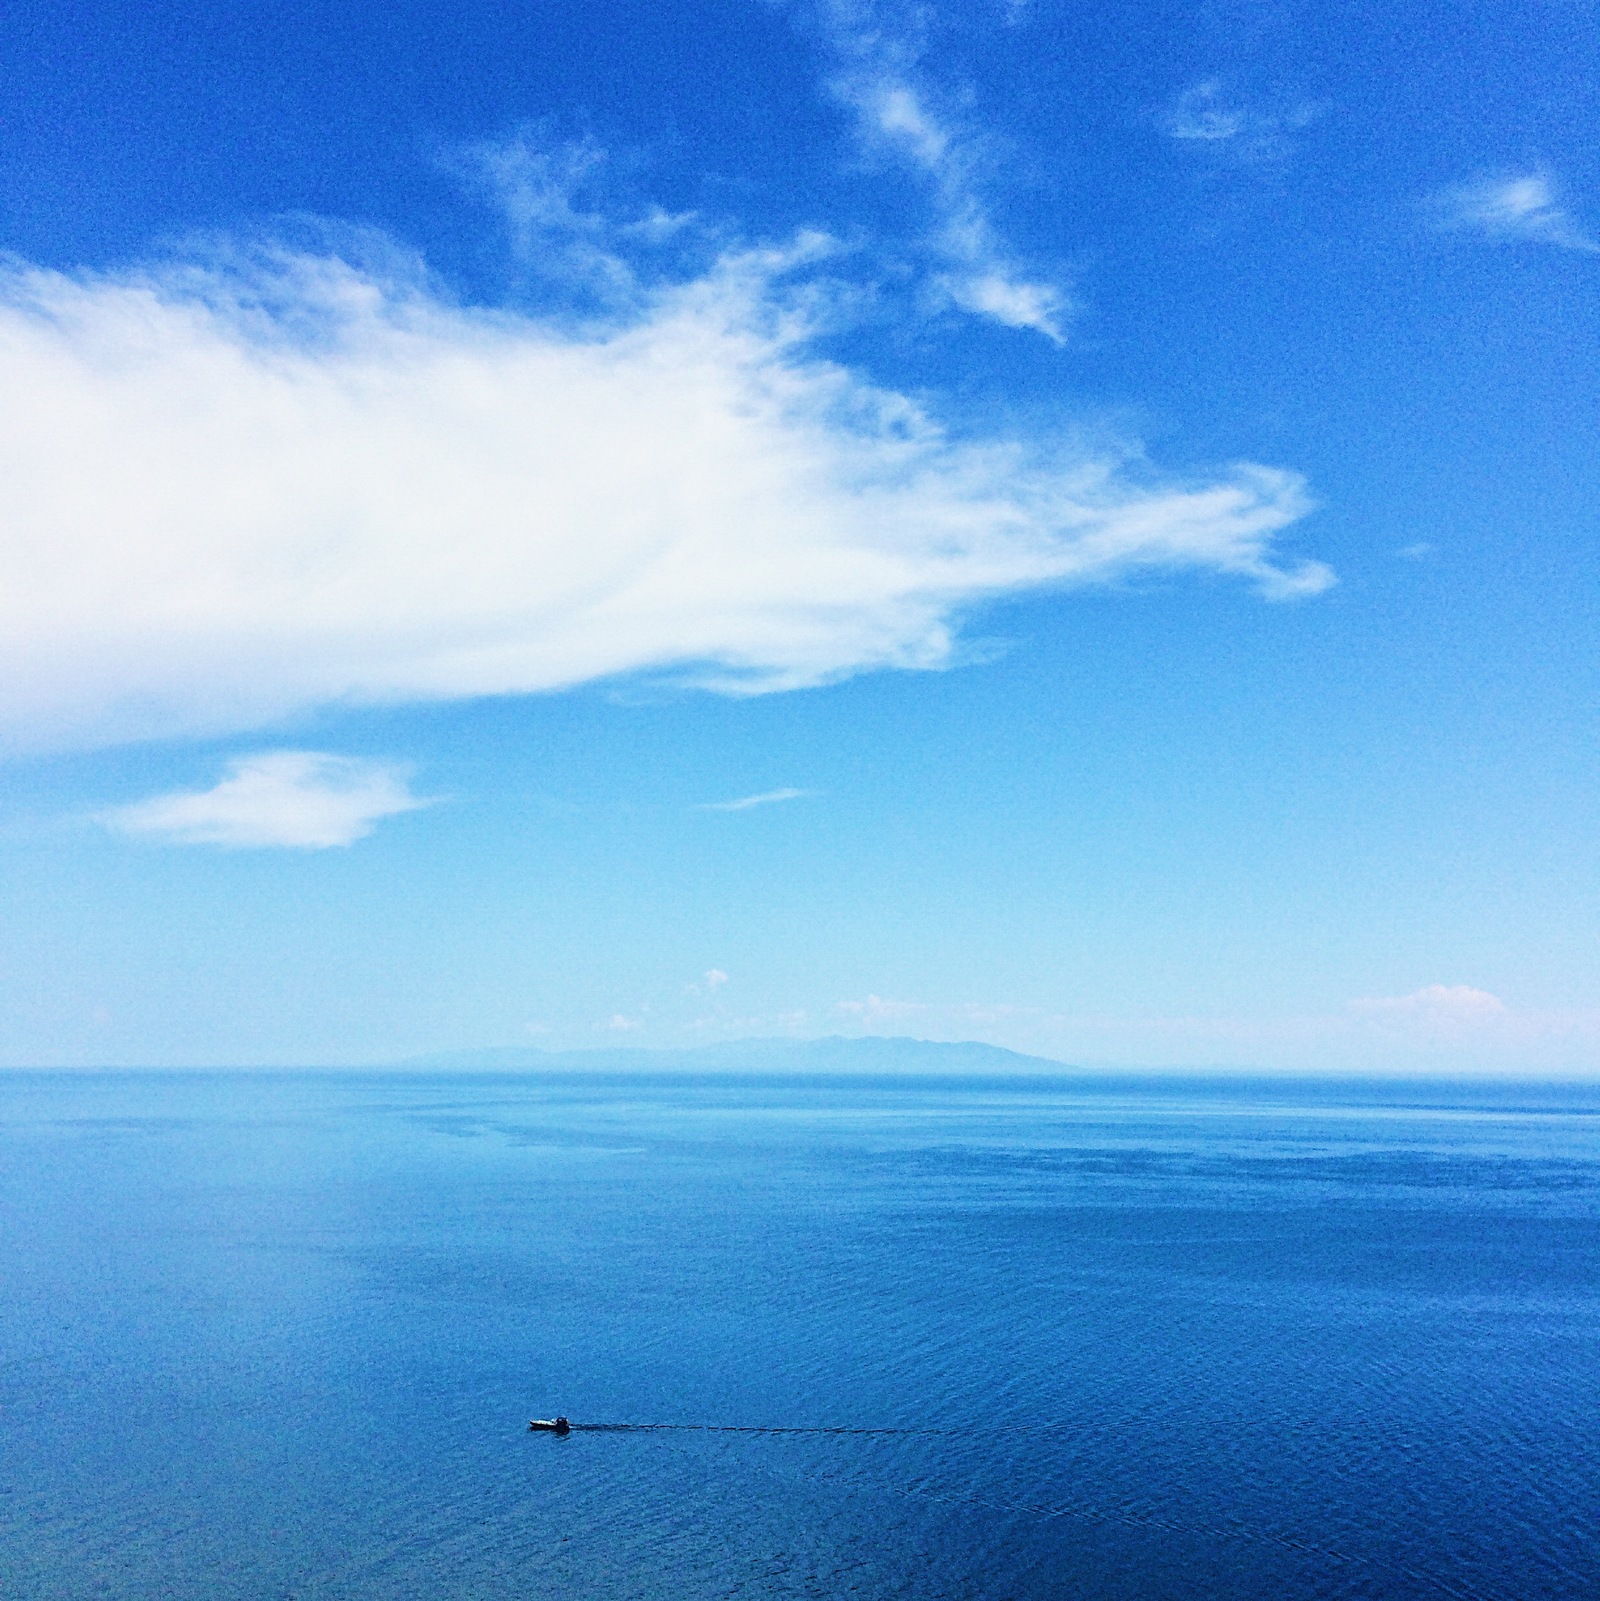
[2,0,1595,1075]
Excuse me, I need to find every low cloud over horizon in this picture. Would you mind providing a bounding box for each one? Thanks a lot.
[829,983,1600,1075]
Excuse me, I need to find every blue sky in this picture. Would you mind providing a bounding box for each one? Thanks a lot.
[1,0,1596,1071]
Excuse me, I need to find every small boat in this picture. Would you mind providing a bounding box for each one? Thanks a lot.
[529,1416,571,1434]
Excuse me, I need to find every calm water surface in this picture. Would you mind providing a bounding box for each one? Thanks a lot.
[2,1071,1597,1599]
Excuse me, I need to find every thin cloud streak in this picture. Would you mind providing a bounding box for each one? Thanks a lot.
[697,788,810,812]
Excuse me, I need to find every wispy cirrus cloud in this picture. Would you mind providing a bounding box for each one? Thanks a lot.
[103,751,427,848]
[1163,81,1247,144]
[696,788,811,812]
[838,76,1069,339]
[802,1,1070,339]
[448,130,701,312]
[0,202,1328,755]
[1434,172,1598,252]
[1159,81,1323,166]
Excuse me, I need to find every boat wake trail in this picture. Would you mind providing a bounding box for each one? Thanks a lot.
[531,1422,1496,1600]
[569,1423,965,1435]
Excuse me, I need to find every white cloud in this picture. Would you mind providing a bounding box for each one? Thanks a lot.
[455,135,640,306]
[836,993,928,1023]
[697,787,809,812]
[704,968,730,989]
[841,77,1069,340]
[1436,173,1599,252]
[946,271,1065,336]
[103,751,426,848]
[865,80,951,169]
[1159,82,1323,165]
[836,992,1039,1031]
[1163,82,1245,143]
[0,235,1328,755]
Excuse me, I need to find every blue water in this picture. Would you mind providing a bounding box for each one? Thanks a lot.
[2,1072,1597,1599]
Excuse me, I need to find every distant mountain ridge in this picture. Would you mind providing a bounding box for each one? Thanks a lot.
[400,1035,1074,1076]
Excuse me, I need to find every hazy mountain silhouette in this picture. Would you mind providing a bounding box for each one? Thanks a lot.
[401,1035,1074,1075]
